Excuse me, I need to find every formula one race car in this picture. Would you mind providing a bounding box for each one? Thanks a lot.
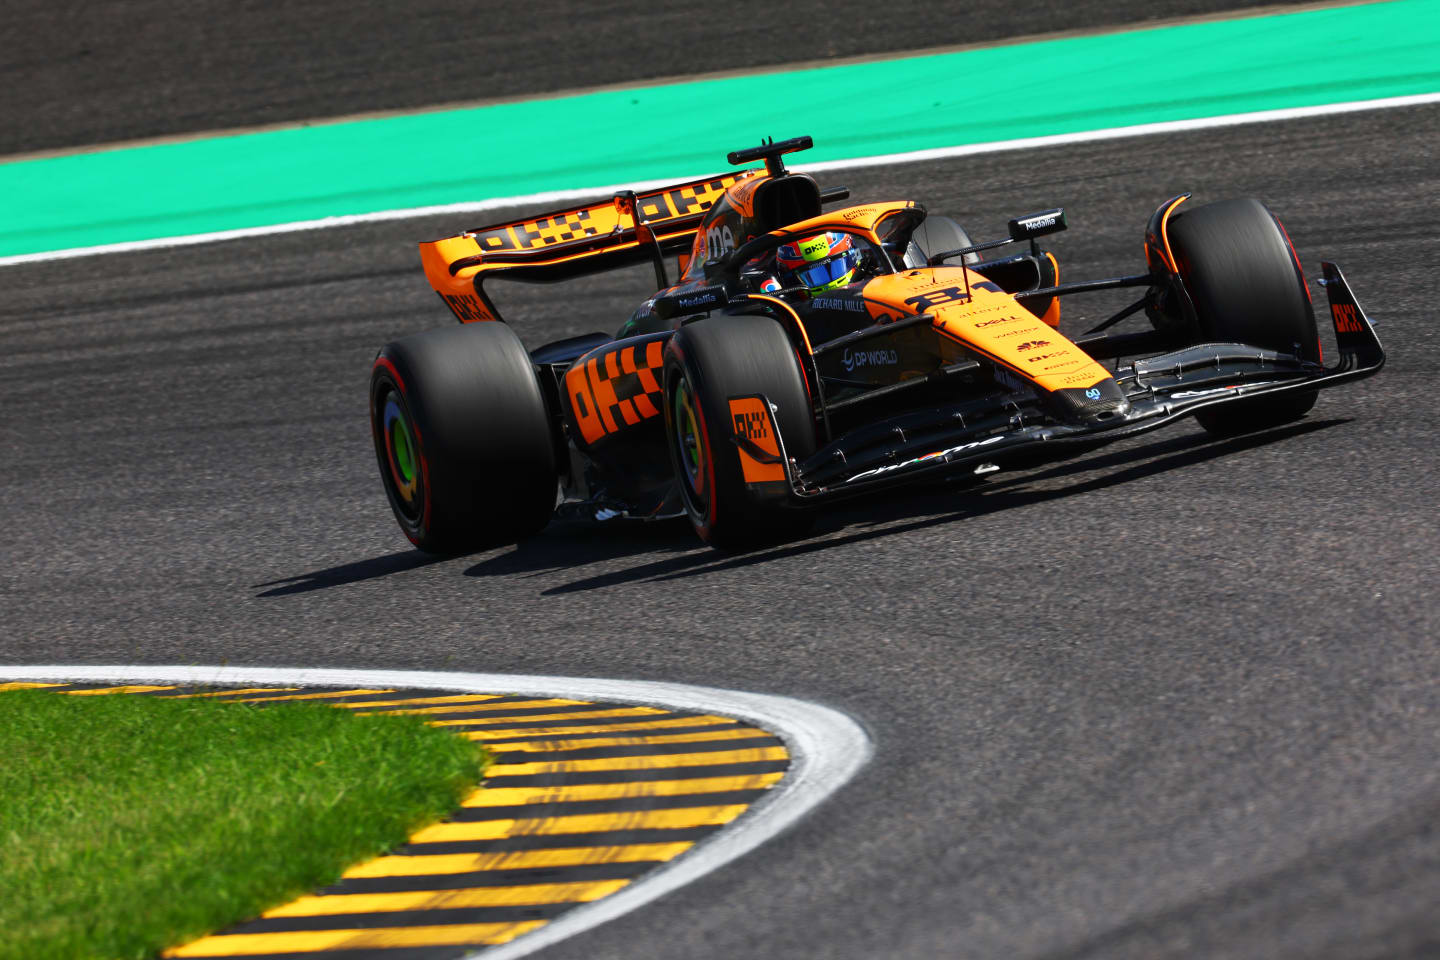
[369,136,1384,551]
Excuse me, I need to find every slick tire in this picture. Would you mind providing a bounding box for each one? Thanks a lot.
[664,315,816,550]
[1167,197,1321,436]
[907,215,979,267]
[370,322,556,554]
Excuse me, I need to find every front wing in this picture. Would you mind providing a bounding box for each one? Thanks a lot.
[747,261,1384,500]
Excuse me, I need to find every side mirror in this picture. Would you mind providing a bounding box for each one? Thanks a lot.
[652,284,729,320]
[1008,208,1067,241]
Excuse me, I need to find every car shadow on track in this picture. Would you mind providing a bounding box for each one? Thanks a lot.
[253,550,447,597]
[254,520,702,599]
[256,419,1346,597]
[530,418,1349,595]
[464,518,704,580]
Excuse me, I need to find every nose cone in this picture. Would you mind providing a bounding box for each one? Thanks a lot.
[1049,377,1132,423]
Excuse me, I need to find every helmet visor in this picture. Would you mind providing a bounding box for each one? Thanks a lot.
[790,248,860,290]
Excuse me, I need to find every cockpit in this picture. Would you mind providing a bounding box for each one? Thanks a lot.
[739,228,893,297]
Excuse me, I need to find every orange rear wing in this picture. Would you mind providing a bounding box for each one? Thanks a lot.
[420,172,751,323]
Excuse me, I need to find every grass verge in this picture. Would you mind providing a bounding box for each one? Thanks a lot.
[0,688,487,960]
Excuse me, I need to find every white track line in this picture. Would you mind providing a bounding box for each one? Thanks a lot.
[0,664,872,960]
[3,91,1437,269]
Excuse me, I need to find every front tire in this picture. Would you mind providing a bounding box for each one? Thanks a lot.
[1167,197,1321,436]
[664,315,816,550]
[370,322,556,553]
[907,214,979,267]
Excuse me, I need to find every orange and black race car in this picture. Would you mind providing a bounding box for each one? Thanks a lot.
[369,136,1384,551]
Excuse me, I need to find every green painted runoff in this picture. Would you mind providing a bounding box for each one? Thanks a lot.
[2,0,1437,258]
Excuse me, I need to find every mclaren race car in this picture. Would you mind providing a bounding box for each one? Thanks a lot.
[369,136,1384,551]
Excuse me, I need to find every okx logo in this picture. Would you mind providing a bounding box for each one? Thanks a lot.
[1332,303,1365,334]
[734,410,769,440]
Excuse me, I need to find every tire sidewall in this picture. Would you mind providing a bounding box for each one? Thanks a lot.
[663,336,723,541]
[370,360,432,546]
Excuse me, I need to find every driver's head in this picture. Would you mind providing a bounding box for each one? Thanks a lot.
[776,231,861,295]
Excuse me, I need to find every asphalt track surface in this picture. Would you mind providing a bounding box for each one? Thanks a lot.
[5,0,1320,156]
[7,100,1440,958]
[6,6,1440,960]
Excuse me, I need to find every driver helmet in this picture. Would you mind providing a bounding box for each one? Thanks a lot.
[775,231,861,295]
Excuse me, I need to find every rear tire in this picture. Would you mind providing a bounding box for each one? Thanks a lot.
[664,315,816,550]
[1167,197,1320,436]
[370,323,556,553]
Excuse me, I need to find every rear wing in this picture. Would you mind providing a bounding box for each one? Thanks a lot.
[420,172,749,324]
